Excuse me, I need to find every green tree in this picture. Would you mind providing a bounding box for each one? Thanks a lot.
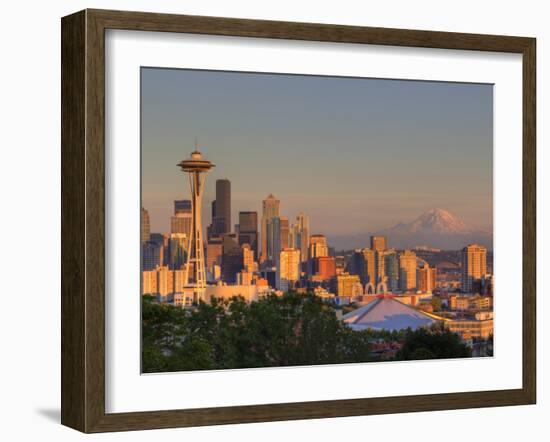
[396,327,471,360]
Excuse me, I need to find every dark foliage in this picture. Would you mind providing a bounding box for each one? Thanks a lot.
[142,292,374,372]
[396,327,472,360]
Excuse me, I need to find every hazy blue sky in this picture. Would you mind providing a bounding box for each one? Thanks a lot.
[141,68,493,243]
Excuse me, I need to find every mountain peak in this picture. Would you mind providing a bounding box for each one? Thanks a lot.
[409,208,469,234]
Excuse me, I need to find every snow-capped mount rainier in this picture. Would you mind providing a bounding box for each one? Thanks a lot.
[392,208,470,234]
[376,208,492,250]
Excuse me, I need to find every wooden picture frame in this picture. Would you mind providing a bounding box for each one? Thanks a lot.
[61,8,536,433]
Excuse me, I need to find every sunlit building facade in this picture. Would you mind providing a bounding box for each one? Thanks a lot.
[461,243,487,293]
[399,250,417,291]
[277,248,301,291]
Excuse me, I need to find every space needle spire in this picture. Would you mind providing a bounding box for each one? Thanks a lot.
[177,146,215,304]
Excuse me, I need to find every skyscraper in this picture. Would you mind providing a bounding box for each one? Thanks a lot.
[461,243,487,293]
[221,234,243,284]
[399,250,417,292]
[384,250,399,292]
[279,216,289,250]
[168,233,187,270]
[242,243,255,272]
[311,256,336,281]
[238,211,258,259]
[142,241,163,270]
[309,234,329,259]
[418,265,437,293]
[261,194,280,264]
[174,199,192,214]
[271,216,282,262]
[370,235,387,252]
[141,207,150,242]
[215,179,231,234]
[171,199,192,236]
[277,248,301,291]
[362,248,376,284]
[292,213,310,263]
[177,149,214,303]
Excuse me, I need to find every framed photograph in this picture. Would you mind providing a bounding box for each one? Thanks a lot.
[61,9,536,433]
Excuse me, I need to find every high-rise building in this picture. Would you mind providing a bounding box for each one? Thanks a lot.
[280,216,289,250]
[370,235,387,252]
[142,241,163,271]
[221,234,243,284]
[171,199,192,236]
[238,211,258,259]
[362,248,376,284]
[349,248,376,285]
[168,233,187,270]
[312,256,336,281]
[309,234,329,259]
[141,207,150,242]
[261,194,280,264]
[271,216,281,263]
[461,244,487,293]
[277,248,301,291]
[206,237,223,274]
[384,250,399,292]
[375,251,386,283]
[399,250,417,292]
[242,243,255,273]
[336,273,362,297]
[215,179,231,234]
[291,213,310,263]
[177,149,215,302]
[174,199,192,214]
[170,213,191,235]
[418,265,437,293]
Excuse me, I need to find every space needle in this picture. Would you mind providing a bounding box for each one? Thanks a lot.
[177,146,215,304]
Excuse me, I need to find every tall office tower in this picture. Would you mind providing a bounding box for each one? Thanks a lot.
[177,149,214,303]
[384,250,399,292]
[242,243,255,272]
[141,207,150,242]
[142,241,163,271]
[168,233,187,270]
[308,235,329,276]
[309,234,329,258]
[370,235,387,252]
[221,234,243,284]
[362,248,377,284]
[261,194,280,264]
[399,250,417,292]
[215,179,231,233]
[280,216,289,250]
[171,199,192,236]
[271,217,282,263]
[206,238,223,274]
[418,265,437,293]
[294,213,310,263]
[277,248,301,291]
[238,211,258,259]
[461,243,487,293]
[174,199,192,214]
[312,256,336,281]
[349,249,365,280]
[370,236,387,283]
[375,251,386,283]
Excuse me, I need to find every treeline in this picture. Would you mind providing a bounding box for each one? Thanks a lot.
[142,293,471,373]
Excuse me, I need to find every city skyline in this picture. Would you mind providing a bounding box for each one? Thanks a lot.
[141,68,493,246]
